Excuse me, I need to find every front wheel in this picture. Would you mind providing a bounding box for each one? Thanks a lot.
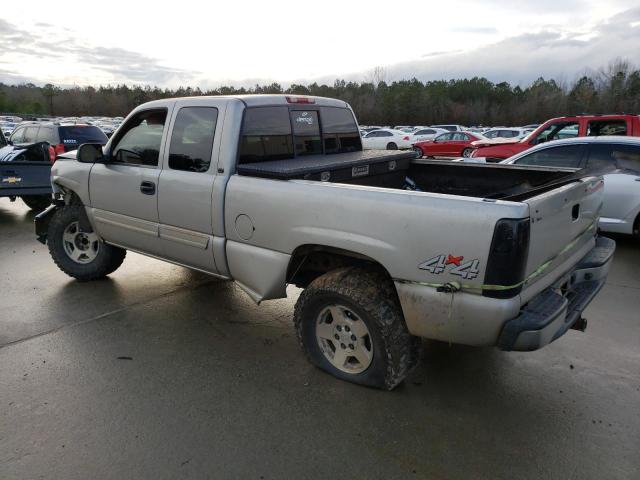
[47,205,126,281]
[21,195,51,212]
[462,147,473,157]
[294,267,421,390]
[413,147,423,158]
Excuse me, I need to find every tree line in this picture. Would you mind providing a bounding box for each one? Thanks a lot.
[1,60,639,126]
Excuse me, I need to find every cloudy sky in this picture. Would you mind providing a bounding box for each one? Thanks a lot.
[1,0,639,88]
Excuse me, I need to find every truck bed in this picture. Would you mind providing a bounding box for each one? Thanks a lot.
[237,150,579,201]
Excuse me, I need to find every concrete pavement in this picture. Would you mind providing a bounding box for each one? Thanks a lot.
[1,199,639,479]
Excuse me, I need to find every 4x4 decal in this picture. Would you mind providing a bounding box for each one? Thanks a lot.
[418,254,480,280]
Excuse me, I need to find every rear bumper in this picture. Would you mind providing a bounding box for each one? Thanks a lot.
[497,236,615,351]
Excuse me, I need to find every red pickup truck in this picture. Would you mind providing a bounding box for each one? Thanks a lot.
[471,114,640,161]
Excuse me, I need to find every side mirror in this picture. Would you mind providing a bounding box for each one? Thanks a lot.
[77,143,105,163]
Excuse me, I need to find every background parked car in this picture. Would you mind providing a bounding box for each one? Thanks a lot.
[410,127,448,143]
[471,114,640,161]
[430,124,467,132]
[0,130,55,211]
[362,129,413,150]
[10,122,108,157]
[482,128,529,139]
[501,136,640,239]
[413,131,485,158]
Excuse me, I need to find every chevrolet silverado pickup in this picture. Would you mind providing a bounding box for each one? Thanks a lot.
[471,114,640,161]
[35,95,615,389]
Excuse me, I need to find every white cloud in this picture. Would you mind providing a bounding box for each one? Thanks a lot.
[0,1,639,87]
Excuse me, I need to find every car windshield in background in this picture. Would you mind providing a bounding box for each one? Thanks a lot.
[59,126,108,146]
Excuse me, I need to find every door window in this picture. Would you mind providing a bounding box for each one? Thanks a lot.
[168,107,218,172]
[530,122,579,145]
[587,120,627,136]
[435,133,452,142]
[587,144,640,174]
[514,145,585,168]
[10,127,25,143]
[38,127,57,144]
[111,109,167,167]
[23,126,39,143]
[452,133,468,141]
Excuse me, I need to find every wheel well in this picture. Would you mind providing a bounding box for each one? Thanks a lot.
[287,245,390,288]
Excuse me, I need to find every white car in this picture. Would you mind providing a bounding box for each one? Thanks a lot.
[501,136,640,238]
[410,127,448,143]
[430,124,466,132]
[361,129,413,150]
[483,128,529,140]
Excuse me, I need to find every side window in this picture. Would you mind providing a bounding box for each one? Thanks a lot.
[531,122,579,145]
[23,126,39,143]
[239,106,293,164]
[436,133,451,141]
[111,109,167,167]
[168,107,218,172]
[587,120,627,136]
[10,127,25,143]
[587,144,640,174]
[291,110,321,156]
[453,133,468,141]
[39,127,57,144]
[381,131,393,137]
[514,145,585,168]
[485,130,498,138]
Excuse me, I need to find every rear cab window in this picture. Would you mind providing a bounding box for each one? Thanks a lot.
[239,105,361,164]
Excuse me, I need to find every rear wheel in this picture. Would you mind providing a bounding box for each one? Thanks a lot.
[633,213,640,240]
[386,142,398,150]
[21,195,51,212]
[462,147,472,157]
[47,205,126,281]
[294,267,421,390]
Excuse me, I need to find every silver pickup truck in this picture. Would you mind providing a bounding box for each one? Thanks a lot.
[35,95,615,389]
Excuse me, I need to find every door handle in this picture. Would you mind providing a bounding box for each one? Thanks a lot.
[635,178,640,182]
[140,181,156,195]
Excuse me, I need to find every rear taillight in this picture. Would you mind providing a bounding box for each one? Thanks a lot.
[403,136,410,141]
[54,144,66,155]
[48,146,56,163]
[285,96,315,104]
[483,218,530,298]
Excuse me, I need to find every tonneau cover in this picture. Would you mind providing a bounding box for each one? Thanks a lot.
[236,150,415,180]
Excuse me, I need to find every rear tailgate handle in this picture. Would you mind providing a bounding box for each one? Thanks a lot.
[140,181,156,195]
[572,204,580,221]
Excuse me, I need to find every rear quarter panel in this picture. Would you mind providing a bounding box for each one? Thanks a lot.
[224,176,529,294]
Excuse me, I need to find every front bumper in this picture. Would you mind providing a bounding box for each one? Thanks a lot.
[498,236,616,351]
[34,203,59,244]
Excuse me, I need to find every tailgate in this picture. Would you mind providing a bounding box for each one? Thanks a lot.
[0,161,52,191]
[524,176,603,287]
